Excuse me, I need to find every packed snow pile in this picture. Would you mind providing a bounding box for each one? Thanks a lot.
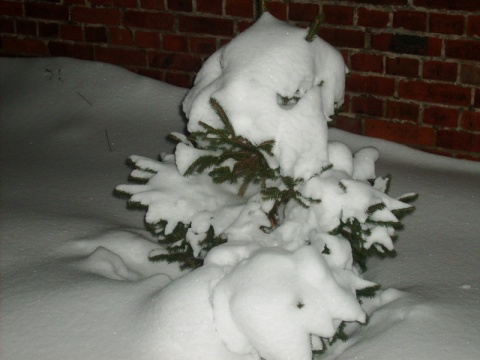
[116,13,417,360]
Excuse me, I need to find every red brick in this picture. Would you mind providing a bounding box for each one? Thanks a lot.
[461,111,480,132]
[446,39,480,62]
[49,41,94,60]
[386,57,419,78]
[351,96,384,117]
[398,81,471,106]
[267,2,287,21]
[149,52,202,72]
[64,0,86,4]
[349,0,408,4]
[2,36,48,55]
[342,94,351,113]
[140,0,165,10]
[455,153,480,162]
[370,33,391,51]
[39,22,59,38]
[413,0,480,12]
[136,68,164,81]
[386,100,419,122]
[333,115,363,135]
[163,34,188,52]
[165,71,192,88]
[237,20,254,33]
[357,8,389,28]
[124,11,174,30]
[423,60,457,82]
[25,3,68,21]
[323,5,354,26]
[371,33,442,57]
[350,53,383,73]
[71,7,121,25]
[365,119,435,147]
[393,10,427,32]
[109,27,133,46]
[288,3,320,22]
[95,46,147,66]
[0,19,15,34]
[60,24,83,42]
[226,0,254,18]
[476,89,480,108]
[189,36,217,55]
[90,0,113,5]
[429,13,464,35]
[179,16,234,37]
[85,26,107,43]
[346,74,396,97]
[196,0,222,15]
[219,38,231,47]
[16,20,37,36]
[115,0,136,7]
[136,30,161,49]
[423,106,458,127]
[167,0,192,12]
[318,28,365,49]
[460,64,480,86]
[437,130,480,153]
[0,0,24,16]
[467,15,480,37]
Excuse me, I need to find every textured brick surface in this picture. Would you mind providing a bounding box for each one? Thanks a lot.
[423,106,458,127]
[1,0,479,160]
[437,130,480,153]
[350,53,384,73]
[393,10,427,31]
[386,57,419,78]
[399,81,471,106]
[357,8,389,28]
[386,100,419,122]
[423,60,457,82]
[461,111,480,132]
[347,74,395,97]
[365,119,435,147]
[323,5,354,26]
[71,7,121,25]
[179,15,234,37]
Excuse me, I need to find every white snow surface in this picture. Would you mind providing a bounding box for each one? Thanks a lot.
[1,57,480,360]
[183,13,347,179]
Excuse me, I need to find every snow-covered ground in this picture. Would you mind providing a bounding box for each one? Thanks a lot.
[1,57,479,360]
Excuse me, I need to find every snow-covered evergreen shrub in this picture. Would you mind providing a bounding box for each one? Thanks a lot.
[116,12,416,360]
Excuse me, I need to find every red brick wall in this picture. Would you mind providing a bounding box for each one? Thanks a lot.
[1,0,479,160]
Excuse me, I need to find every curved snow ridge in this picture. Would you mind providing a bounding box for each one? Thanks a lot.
[61,228,184,281]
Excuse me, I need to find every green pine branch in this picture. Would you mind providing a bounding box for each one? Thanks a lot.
[255,0,268,20]
[356,284,381,300]
[147,221,226,270]
[305,12,325,42]
[180,98,277,196]
[262,176,320,230]
[329,322,348,345]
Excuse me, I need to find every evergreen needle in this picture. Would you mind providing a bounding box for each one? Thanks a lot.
[209,98,236,137]
[305,12,325,42]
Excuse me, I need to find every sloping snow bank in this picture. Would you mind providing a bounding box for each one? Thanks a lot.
[1,57,479,360]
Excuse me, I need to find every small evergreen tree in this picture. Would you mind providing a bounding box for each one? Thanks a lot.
[116,7,417,358]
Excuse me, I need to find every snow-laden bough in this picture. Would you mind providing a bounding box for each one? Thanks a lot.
[116,12,417,360]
